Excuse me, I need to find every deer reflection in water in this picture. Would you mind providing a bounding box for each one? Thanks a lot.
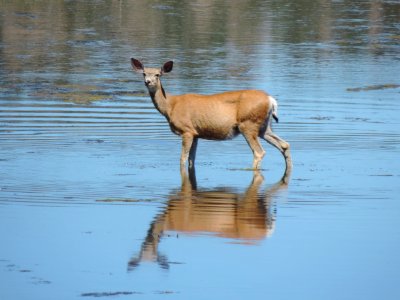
[128,168,291,271]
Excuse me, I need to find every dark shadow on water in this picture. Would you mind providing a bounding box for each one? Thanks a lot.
[128,167,291,271]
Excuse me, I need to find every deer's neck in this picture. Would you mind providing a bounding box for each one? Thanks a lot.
[149,84,169,117]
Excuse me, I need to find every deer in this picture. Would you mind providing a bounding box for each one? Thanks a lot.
[131,58,292,171]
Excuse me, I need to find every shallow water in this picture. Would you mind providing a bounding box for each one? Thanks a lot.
[1,1,400,299]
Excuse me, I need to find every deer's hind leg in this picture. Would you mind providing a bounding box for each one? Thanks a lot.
[260,124,292,170]
[239,122,266,170]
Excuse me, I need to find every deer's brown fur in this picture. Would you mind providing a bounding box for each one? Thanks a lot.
[131,58,292,170]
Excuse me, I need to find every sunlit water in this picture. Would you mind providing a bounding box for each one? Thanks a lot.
[1,1,400,299]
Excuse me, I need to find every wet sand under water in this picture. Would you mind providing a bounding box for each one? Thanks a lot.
[1,0,400,299]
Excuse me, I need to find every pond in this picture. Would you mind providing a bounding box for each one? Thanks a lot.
[1,1,400,299]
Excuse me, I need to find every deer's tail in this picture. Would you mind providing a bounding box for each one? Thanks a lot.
[269,96,279,123]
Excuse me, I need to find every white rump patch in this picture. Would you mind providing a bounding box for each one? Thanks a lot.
[268,96,279,121]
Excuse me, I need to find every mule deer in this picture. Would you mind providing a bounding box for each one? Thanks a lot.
[131,58,292,171]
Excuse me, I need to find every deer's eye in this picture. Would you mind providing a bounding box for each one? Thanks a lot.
[155,74,160,77]
[142,73,146,77]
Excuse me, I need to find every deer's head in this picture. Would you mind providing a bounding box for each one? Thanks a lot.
[131,58,173,92]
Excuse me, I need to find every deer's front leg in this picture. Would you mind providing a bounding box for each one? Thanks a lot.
[180,134,195,170]
[188,137,198,169]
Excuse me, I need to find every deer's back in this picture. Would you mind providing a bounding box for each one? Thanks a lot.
[168,90,271,139]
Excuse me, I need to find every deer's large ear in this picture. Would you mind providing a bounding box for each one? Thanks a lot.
[131,58,144,72]
[161,61,173,74]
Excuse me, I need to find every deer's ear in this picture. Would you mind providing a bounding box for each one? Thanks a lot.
[161,61,173,74]
[131,58,144,72]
